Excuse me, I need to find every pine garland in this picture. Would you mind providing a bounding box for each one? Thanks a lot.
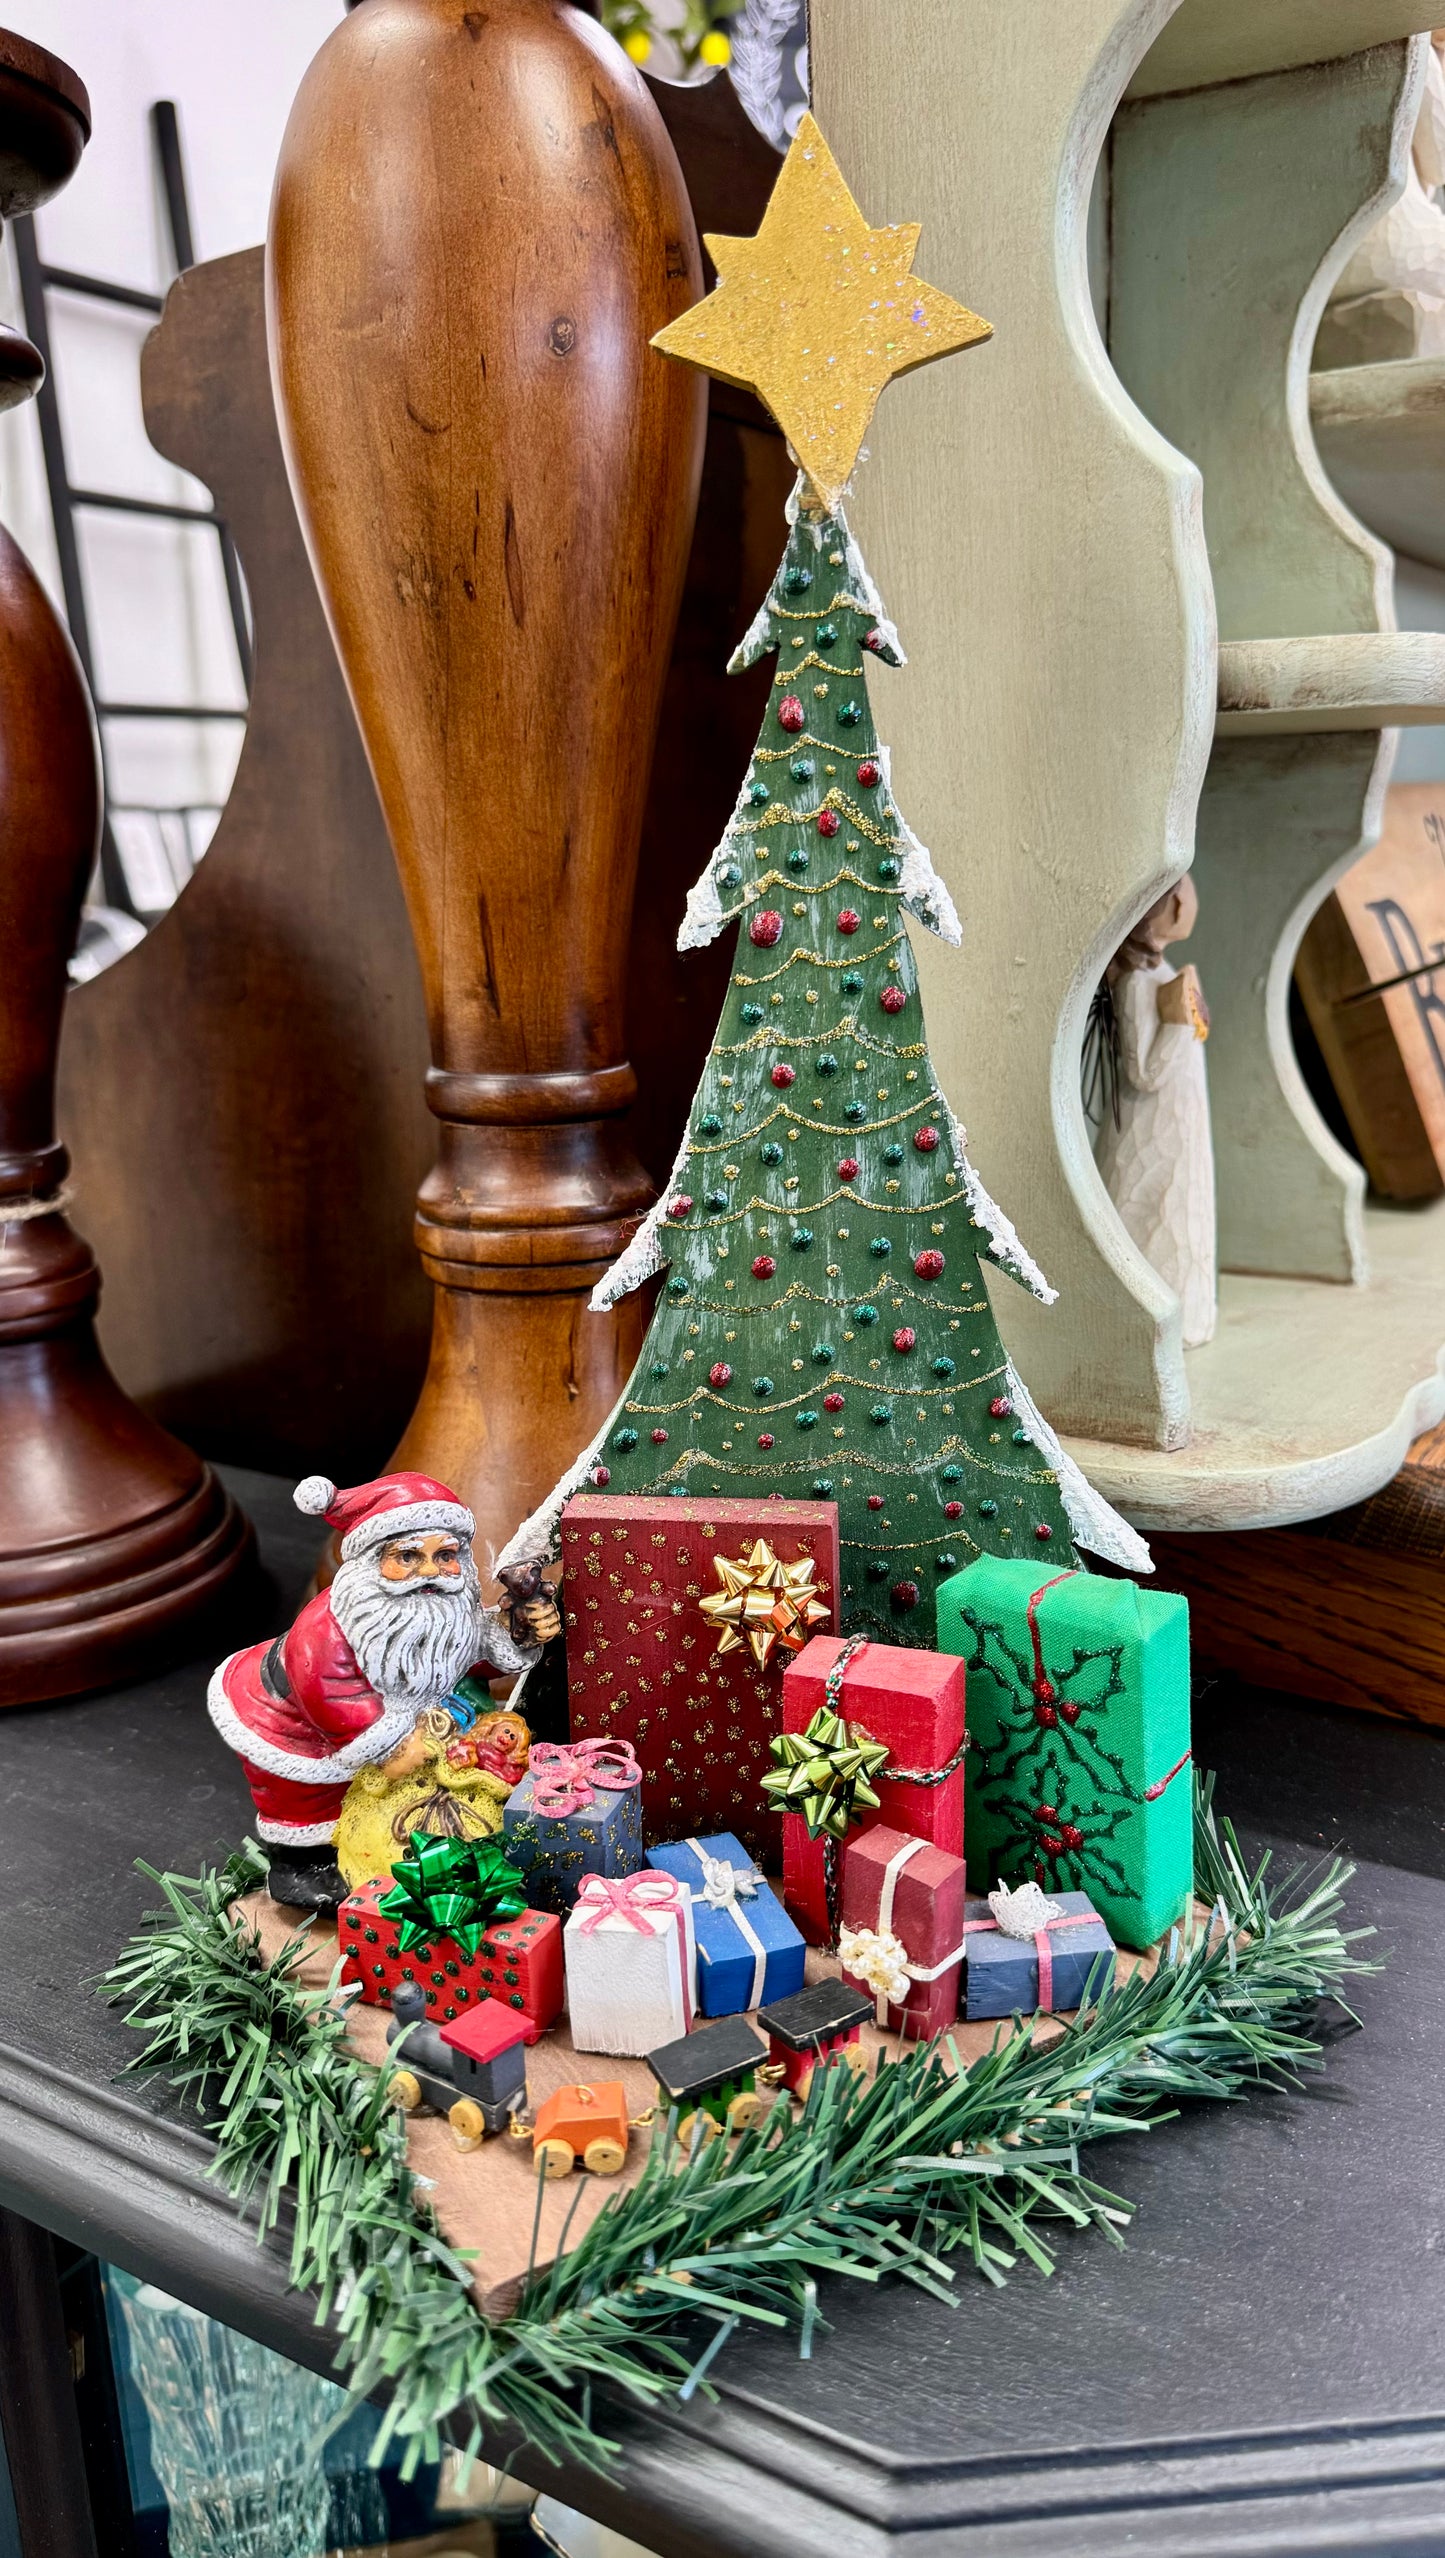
[101,1779,1371,2479]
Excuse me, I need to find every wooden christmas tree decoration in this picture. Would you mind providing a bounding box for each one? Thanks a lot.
[266,0,706,1576]
[503,115,1146,1629]
[0,34,251,1706]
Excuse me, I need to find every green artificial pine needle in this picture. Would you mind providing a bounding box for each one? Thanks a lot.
[101,1783,1374,2477]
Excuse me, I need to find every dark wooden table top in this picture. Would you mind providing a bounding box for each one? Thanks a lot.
[1,1468,1442,2558]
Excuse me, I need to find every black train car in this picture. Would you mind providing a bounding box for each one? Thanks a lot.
[386,1984,529,2148]
[757,1979,873,2099]
[646,2014,770,2145]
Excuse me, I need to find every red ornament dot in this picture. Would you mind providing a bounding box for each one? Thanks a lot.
[751,1254,776,1279]
[1060,1823,1085,1851]
[1059,1699,1081,1725]
[892,1325,916,1354]
[1033,1678,1056,1705]
[989,1396,1013,1419]
[891,1580,920,1609]
[1036,1804,1059,1825]
[823,1391,845,1412]
[913,1249,945,1280]
[943,1500,963,1520]
[592,1465,611,1486]
[667,1195,692,1221]
[757,1432,775,1449]
[879,986,907,1015]
[778,695,805,733]
[1040,1832,1066,1859]
[836,908,861,935]
[817,807,841,838]
[1034,1522,1054,1542]
[837,1156,859,1181]
[771,1062,796,1088]
[913,1125,940,1153]
[1034,1702,1058,1729]
[863,627,883,652]
[856,759,880,788]
[708,1361,733,1389]
[750,909,784,948]
[651,1428,668,1444]
[866,1494,885,1512]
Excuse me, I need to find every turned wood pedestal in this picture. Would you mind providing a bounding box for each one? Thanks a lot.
[0,32,250,1706]
[268,0,705,1577]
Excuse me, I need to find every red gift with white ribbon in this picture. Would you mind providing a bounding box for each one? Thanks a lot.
[837,1822,967,2040]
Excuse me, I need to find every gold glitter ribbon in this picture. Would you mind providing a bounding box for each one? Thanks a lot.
[697,1537,831,1670]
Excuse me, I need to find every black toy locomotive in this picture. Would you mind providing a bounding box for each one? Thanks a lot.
[385,1983,530,2147]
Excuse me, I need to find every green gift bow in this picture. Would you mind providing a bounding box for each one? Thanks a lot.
[761,1705,891,1841]
[378,1831,529,1957]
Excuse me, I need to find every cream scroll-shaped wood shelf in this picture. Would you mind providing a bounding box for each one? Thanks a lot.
[811,0,1445,1534]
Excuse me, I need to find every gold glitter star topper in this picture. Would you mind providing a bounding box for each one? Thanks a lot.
[651,112,991,511]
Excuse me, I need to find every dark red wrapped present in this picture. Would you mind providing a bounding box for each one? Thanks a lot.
[337,1879,563,2041]
[560,1495,840,1860]
[778,1635,966,1943]
[838,1823,966,2040]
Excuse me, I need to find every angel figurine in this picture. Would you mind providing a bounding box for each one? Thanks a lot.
[1092,874,1216,1349]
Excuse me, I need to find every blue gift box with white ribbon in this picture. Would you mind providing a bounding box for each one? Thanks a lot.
[645,1833,806,2017]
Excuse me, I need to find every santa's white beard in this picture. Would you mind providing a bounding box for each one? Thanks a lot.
[331,1551,484,1709]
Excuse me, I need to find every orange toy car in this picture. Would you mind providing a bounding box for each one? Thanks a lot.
[531,2080,630,2178]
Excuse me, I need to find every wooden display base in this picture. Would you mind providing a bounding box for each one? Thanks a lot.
[1150,1416,1445,1732]
[246,1892,1166,2318]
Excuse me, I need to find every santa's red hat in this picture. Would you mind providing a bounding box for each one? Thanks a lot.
[292,1471,475,1559]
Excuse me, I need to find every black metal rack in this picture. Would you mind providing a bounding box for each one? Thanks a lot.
[13,101,251,916]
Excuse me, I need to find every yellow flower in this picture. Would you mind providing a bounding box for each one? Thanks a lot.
[623,27,652,60]
[699,28,731,63]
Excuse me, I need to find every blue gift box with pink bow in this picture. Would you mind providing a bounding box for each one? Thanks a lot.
[646,1832,806,2016]
[502,1737,644,1915]
[962,1886,1115,2020]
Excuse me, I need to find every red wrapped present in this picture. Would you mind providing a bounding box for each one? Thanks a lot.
[560,1495,840,1861]
[838,1824,966,2040]
[777,1635,966,1943]
[337,1879,563,2042]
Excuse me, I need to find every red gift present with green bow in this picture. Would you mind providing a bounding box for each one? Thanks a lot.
[337,1832,562,2037]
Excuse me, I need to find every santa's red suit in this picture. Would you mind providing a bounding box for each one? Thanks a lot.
[208,1471,531,1846]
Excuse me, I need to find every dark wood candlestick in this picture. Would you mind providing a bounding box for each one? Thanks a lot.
[267,0,706,1578]
[0,33,250,1706]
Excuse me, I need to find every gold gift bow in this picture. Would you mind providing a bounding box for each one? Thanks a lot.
[697,1537,831,1670]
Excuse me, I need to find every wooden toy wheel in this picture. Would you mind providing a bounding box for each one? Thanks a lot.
[726,2091,762,2132]
[842,2042,870,2077]
[582,2136,627,2175]
[535,2137,576,2180]
[676,2109,723,2148]
[389,2069,422,2113]
[448,2098,487,2151]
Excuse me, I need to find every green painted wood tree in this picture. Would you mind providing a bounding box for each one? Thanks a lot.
[505,487,1146,1637]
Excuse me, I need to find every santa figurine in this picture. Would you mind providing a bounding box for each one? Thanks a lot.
[207,1471,559,1910]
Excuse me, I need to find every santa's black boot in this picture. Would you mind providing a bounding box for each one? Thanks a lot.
[265,1841,348,1913]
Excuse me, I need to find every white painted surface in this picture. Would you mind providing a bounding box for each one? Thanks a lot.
[1063,1195,1445,1527]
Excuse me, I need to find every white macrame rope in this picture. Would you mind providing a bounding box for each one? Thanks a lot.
[0,1187,72,1224]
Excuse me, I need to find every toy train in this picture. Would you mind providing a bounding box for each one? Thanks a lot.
[646,2014,770,2145]
[385,1984,530,2148]
[645,1981,874,2140]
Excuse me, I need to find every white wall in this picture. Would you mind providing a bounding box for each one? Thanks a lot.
[1,0,343,901]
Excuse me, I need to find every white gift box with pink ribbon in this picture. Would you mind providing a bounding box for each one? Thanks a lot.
[564,1869,698,2055]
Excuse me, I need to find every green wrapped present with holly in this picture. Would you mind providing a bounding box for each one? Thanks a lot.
[937,1558,1193,1950]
